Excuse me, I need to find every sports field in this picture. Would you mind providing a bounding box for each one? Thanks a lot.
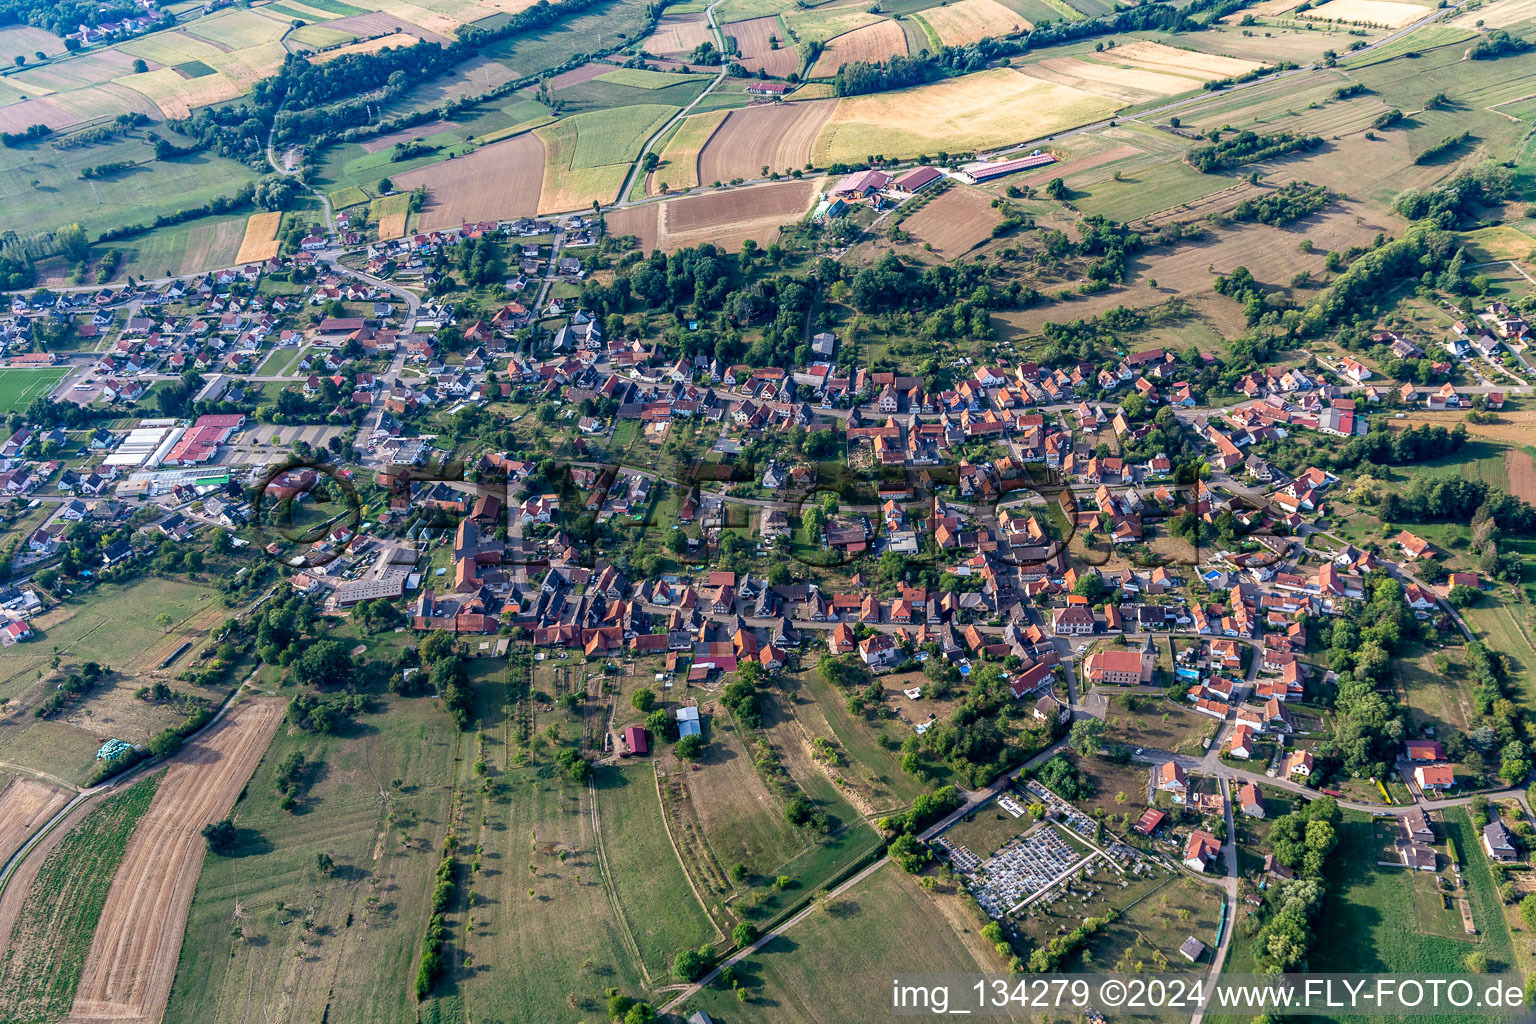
[0,367,68,414]
[812,68,1119,165]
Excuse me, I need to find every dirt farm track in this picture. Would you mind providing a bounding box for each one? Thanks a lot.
[0,776,71,869]
[62,698,283,1024]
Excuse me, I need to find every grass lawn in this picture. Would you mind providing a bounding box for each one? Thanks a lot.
[678,860,1027,1023]
[788,666,934,806]
[0,367,69,414]
[163,695,459,1024]
[1102,693,1217,756]
[0,772,161,1023]
[453,760,661,1021]
[107,212,247,282]
[593,763,721,978]
[1090,874,1223,974]
[943,803,1033,859]
[1311,810,1509,983]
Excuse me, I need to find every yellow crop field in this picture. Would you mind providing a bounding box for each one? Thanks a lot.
[310,34,422,62]
[234,211,282,264]
[916,0,1029,46]
[651,108,729,193]
[373,193,411,240]
[1298,0,1428,24]
[115,67,242,119]
[1101,39,1263,79]
[811,68,1118,165]
[809,20,906,77]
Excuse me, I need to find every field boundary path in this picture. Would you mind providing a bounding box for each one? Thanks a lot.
[614,0,731,208]
[658,855,889,1016]
[0,671,264,904]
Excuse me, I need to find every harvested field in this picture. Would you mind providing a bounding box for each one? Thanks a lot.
[918,0,1029,46]
[1507,449,1536,504]
[234,211,282,264]
[393,131,545,229]
[10,49,143,92]
[1024,55,1204,102]
[642,12,714,53]
[115,66,242,119]
[0,97,80,132]
[546,60,611,89]
[183,7,288,47]
[310,33,420,62]
[203,42,287,87]
[116,32,227,66]
[901,185,1003,255]
[1452,0,1536,27]
[372,192,411,240]
[809,20,907,78]
[320,10,447,42]
[697,98,834,182]
[781,5,881,42]
[66,699,284,1024]
[724,15,800,77]
[357,118,461,153]
[0,775,160,1024]
[612,177,820,251]
[660,177,820,248]
[649,107,728,193]
[1104,39,1264,79]
[1299,0,1428,24]
[1397,410,1536,448]
[0,25,64,62]
[1222,0,1299,17]
[48,82,164,123]
[0,776,71,869]
[605,204,661,250]
[812,68,1118,165]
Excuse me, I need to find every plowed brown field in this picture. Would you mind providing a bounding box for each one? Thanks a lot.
[393,131,545,230]
[697,99,835,183]
[63,698,283,1024]
[0,776,71,868]
[724,15,800,77]
[901,185,1003,255]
